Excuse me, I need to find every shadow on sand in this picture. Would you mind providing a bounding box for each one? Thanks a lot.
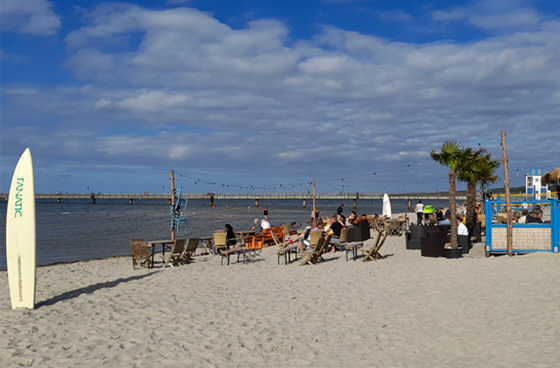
[36,271,158,308]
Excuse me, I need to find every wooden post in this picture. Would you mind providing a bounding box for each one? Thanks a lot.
[501,131,513,256]
[170,170,176,241]
[312,181,316,221]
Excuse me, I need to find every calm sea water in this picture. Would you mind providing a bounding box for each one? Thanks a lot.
[0,197,452,269]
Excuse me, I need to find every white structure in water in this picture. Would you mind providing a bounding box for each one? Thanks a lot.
[525,168,549,199]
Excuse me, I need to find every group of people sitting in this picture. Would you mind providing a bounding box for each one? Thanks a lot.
[516,206,544,224]
[297,205,371,253]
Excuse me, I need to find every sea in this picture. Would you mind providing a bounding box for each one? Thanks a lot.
[0,197,452,269]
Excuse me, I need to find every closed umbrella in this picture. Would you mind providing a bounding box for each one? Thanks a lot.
[541,168,560,199]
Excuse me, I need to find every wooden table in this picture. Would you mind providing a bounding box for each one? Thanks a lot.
[198,237,214,256]
[145,239,174,267]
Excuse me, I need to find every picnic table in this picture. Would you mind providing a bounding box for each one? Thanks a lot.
[144,239,174,268]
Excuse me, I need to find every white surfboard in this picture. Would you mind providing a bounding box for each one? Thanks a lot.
[6,148,36,309]
[382,193,392,218]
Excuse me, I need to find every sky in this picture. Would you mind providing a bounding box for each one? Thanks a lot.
[1,0,559,195]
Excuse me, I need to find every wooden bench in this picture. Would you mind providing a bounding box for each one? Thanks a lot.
[344,242,363,261]
[220,247,246,265]
[277,244,298,265]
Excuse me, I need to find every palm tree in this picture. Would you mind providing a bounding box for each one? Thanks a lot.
[430,140,472,249]
[457,149,501,229]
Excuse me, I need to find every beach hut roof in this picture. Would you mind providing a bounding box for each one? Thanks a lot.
[526,168,544,176]
[542,168,560,185]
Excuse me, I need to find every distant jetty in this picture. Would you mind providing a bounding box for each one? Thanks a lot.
[0,192,464,207]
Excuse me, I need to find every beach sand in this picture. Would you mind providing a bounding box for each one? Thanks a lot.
[2,234,560,367]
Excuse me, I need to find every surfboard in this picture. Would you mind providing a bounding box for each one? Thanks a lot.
[6,148,36,309]
[382,193,392,218]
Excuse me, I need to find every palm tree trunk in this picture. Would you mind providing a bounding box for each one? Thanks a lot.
[466,182,477,229]
[449,172,458,249]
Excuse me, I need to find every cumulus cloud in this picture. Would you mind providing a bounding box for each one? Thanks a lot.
[0,0,61,36]
[2,2,560,192]
[432,1,542,31]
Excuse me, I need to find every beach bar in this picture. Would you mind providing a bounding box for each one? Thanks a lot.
[485,198,560,255]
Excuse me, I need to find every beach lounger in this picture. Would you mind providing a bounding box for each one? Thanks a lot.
[130,238,152,269]
[161,239,187,267]
[299,235,332,266]
[359,221,388,262]
[182,238,200,263]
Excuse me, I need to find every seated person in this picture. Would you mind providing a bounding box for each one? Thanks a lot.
[225,224,236,248]
[427,214,438,226]
[359,214,370,228]
[517,209,529,224]
[251,218,261,233]
[457,216,469,236]
[261,218,271,230]
[325,216,343,253]
[339,215,349,227]
[439,213,451,226]
[526,208,544,223]
[296,221,320,252]
[435,208,444,222]
[348,211,359,226]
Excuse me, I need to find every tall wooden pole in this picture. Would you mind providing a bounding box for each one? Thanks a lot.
[170,170,176,241]
[501,132,513,256]
[312,181,316,222]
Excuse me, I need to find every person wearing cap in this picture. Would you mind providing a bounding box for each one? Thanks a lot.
[526,208,544,223]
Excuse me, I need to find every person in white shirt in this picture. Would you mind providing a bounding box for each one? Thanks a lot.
[415,200,424,225]
[261,218,271,230]
[457,217,469,236]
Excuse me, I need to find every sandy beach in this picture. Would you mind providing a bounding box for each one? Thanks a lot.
[2,234,560,367]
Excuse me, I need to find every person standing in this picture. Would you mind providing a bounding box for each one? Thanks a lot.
[263,207,268,220]
[415,200,424,225]
[337,204,344,217]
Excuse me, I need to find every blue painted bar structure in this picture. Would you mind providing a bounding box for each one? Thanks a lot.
[485,198,560,256]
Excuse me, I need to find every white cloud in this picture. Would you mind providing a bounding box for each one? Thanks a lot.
[118,91,191,112]
[432,1,542,31]
[0,0,60,36]
[2,3,560,192]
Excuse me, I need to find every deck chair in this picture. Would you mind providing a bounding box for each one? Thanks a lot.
[300,235,332,266]
[309,230,323,249]
[330,227,349,251]
[131,238,152,269]
[183,238,200,263]
[213,232,228,254]
[300,237,325,266]
[282,223,290,240]
[271,231,291,248]
[359,220,388,262]
[161,238,187,267]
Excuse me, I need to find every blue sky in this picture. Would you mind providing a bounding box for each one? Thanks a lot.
[1,0,559,194]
